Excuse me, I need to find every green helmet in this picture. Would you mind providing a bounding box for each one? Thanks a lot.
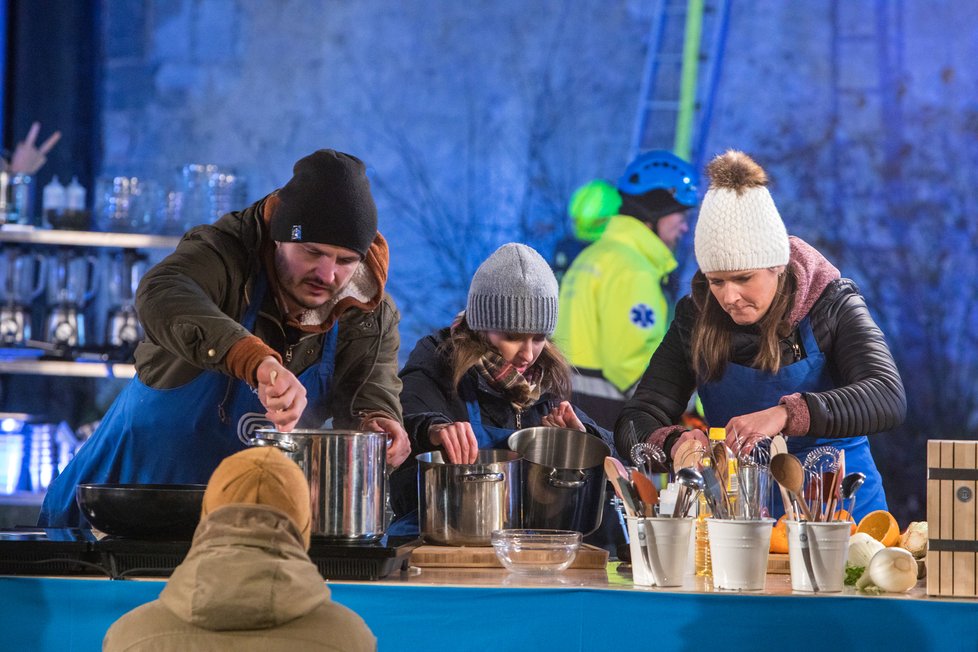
[568,179,622,242]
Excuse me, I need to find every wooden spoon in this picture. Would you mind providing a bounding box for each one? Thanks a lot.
[770,452,813,521]
[712,442,729,490]
[604,457,626,501]
[769,436,795,520]
[672,438,704,474]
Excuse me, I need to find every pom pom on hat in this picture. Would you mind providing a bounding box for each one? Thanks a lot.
[466,243,559,335]
[202,447,312,549]
[270,149,378,257]
[694,150,790,273]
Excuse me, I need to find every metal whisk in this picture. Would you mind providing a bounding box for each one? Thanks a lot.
[802,445,842,521]
[630,442,667,479]
[737,438,773,519]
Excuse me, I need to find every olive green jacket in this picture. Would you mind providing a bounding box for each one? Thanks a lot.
[133,196,403,428]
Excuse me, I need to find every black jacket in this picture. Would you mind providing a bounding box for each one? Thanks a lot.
[615,278,907,455]
[391,327,615,517]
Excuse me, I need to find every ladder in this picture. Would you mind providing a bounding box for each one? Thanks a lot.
[628,0,731,168]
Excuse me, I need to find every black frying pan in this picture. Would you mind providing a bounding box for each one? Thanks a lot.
[75,483,206,540]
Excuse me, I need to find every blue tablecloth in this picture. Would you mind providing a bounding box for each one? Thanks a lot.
[1,576,976,651]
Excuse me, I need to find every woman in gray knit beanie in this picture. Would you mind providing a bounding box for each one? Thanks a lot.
[389,243,616,518]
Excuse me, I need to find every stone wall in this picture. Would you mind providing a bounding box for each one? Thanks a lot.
[98,0,978,523]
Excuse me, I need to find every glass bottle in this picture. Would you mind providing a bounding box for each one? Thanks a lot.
[694,491,712,577]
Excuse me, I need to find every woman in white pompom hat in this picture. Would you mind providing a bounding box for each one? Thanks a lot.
[616,150,906,521]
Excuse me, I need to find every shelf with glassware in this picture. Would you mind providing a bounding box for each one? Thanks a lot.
[0,226,180,250]
[0,229,176,378]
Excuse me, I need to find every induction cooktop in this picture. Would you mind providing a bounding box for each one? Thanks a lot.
[0,528,420,581]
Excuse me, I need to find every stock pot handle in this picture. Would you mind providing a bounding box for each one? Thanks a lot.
[548,469,586,488]
[460,472,504,483]
[239,429,298,453]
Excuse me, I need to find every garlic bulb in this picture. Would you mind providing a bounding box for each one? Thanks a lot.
[847,532,884,569]
[899,521,928,558]
[867,547,918,593]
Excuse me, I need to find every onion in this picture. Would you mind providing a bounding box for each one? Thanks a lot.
[847,532,884,569]
[867,547,918,593]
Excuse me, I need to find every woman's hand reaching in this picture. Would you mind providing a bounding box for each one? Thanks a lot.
[429,421,479,464]
[541,401,585,431]
[724,405,788,456]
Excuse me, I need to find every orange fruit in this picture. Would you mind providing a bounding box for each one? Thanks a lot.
[856,510,900,547]
[769,515,789,553]
[832,509,857,535]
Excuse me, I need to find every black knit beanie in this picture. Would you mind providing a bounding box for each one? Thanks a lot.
[619,188,688,226]
[270,149,378,257]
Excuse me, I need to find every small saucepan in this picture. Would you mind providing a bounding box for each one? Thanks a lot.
[75,483,206,540]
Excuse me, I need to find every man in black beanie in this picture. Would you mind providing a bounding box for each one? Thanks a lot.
[40,149,410,528]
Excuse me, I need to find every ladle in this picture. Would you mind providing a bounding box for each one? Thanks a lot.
[770,453,813,521]
[673,466,705,518]
[840,472,866,520]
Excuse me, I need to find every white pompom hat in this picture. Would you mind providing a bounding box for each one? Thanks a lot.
[693,150,789,273]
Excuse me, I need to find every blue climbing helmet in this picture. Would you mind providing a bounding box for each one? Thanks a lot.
[617,150,699,207]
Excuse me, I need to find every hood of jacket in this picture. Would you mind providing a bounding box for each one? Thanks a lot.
[786,236,841,326]
[159,504,328,631]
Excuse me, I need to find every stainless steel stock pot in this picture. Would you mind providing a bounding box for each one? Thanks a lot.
[508,427,610,535]
[417,449,521,546]
[246,428,388,542]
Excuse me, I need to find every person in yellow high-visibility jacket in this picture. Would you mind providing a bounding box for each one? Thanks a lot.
[554,150,699,429]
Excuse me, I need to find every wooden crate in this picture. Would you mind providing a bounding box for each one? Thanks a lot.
[927,440,978,597]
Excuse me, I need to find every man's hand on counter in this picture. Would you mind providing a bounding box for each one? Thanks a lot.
[362,415,410,468]
[256,357,307,432]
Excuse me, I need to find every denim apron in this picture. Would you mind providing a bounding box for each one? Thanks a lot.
[39,273,339,527]
[698,316,886,521]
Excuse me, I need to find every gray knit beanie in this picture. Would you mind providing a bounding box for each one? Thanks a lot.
[466,243,559,335]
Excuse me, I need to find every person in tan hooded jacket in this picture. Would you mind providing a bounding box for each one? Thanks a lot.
[40,149,409,528]
[103,446,376,652]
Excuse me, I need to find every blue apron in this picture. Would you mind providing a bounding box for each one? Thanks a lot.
[697,316,886,521]
[39,273,339,528]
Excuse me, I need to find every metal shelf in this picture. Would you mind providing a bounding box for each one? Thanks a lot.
[0,226,180,250]
[0,359,135,379]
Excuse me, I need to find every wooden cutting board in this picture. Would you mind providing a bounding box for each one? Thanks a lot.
[767,552,790,574]
[410,543,609,569]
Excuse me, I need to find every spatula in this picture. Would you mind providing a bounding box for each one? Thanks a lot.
[631,470,659,516]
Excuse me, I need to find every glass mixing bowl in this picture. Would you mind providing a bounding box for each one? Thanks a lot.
[491,529,582,573]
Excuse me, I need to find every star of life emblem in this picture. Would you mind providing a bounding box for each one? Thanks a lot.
[630,303,656,329]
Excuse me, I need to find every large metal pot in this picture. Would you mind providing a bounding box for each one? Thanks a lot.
[417,449,521,546]
[508,427,610,535]
[247,428,387,542]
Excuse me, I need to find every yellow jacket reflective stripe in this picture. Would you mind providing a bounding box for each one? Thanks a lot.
[555,214,677,392]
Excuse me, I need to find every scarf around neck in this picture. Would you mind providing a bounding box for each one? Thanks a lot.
[474,347,543,411]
